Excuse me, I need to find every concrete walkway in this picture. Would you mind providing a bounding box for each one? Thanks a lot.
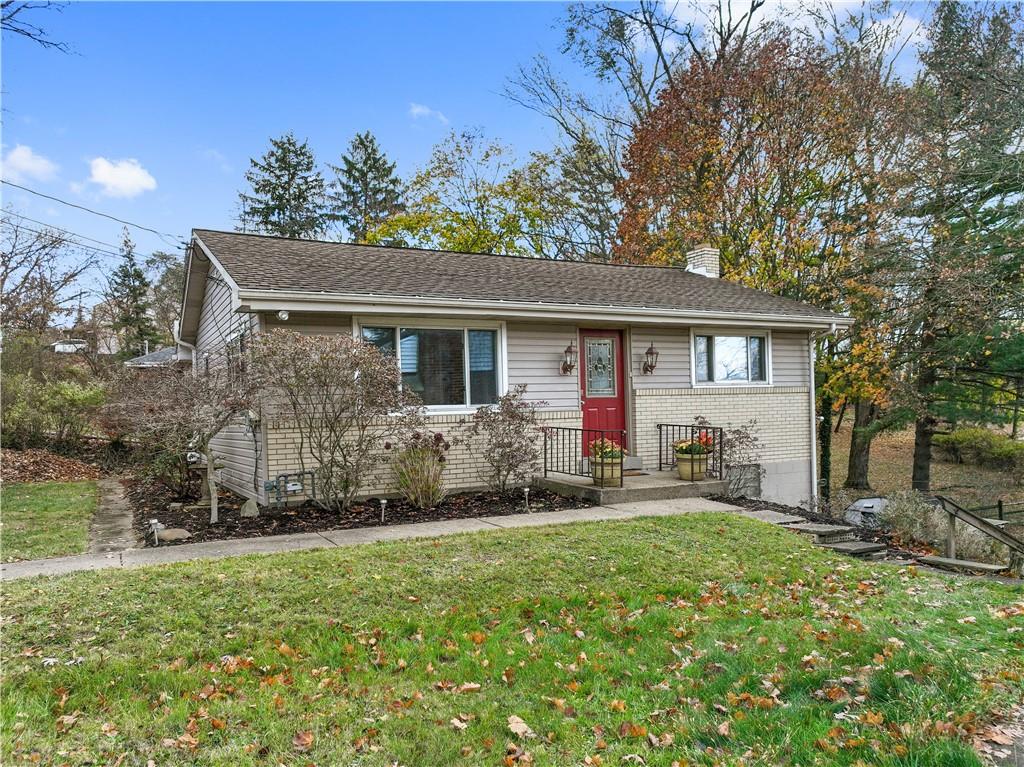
[89,478,139,554]
[1,497,741,581]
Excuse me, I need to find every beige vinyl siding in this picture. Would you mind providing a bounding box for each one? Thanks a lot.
[629,326,689,389]
[506,322,579,410]
[194,266,265,502]
[263,311,353,335]
[771,331,809,386]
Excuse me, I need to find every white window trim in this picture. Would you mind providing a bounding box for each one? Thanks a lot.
[689,328,773,388]
[354,316,507,414]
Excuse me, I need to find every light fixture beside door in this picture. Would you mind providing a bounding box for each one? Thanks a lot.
[560,339,578,375]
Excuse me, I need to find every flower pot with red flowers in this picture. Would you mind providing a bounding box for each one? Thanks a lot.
[588,437,625,487]
[673,434,713,481]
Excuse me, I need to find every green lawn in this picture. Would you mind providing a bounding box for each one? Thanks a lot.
[0,481,97,563]
[3,514,1022,766]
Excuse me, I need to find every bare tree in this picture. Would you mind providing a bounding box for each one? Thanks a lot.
[1,1,69,52]
[1,214,92,331]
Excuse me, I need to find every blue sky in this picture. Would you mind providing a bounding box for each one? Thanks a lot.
[2,1,930,304]
[2,2,583,277]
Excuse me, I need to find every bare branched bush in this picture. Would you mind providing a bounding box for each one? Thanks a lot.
[693,415,766,495]
[107,354,261,523]
[469,385,546,494]
[250,330,422,512]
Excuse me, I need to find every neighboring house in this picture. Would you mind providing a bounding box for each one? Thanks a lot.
[176,229,852,507]
[124,345,179,368]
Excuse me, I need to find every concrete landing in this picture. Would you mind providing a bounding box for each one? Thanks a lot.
[536,470,728,505]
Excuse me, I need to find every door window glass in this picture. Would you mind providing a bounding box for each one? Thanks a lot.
[585,337,615,396]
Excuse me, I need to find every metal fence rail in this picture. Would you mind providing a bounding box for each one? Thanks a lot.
[543,427,626,487]
[656,424,725,478]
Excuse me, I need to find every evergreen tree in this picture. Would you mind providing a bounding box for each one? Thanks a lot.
[108,228,160,359]
[327,131,403,242]
[902,1,1024,490]
[237,132,328,239]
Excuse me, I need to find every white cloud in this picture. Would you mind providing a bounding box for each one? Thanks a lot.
[87,157,157,198]
[409,102,449,125]
[2,144,59,184]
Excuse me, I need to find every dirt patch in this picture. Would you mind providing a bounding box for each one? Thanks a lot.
[128,481,593,546]
[1,448,102,483]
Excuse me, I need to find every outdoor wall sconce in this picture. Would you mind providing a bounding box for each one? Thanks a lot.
[642,341,660,374]
[560,339,578,375]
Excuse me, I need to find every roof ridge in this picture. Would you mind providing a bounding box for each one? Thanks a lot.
[191,228,704,274]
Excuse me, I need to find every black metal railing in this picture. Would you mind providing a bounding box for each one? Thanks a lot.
[543,427,626,487]
[657,424,725,479]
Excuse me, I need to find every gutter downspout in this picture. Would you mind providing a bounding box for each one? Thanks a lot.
[808,322,838,508]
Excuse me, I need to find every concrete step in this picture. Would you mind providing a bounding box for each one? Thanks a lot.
[784,522,859,544]
[741,509,806,525]
[917,555,1006,574]
[535,475,729,505]
[820,540,886,557]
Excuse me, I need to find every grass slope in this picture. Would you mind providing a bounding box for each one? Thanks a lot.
[3,514,1022,766]
[830,424,1024,509]
[0,481,97,563]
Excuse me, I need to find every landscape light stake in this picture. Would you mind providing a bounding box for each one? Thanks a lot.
[523,487,530,513]
[380,498,387,524]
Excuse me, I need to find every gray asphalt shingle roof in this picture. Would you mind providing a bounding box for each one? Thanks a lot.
[194,229,845,322]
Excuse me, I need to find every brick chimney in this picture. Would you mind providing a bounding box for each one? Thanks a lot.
[685,243,720,278]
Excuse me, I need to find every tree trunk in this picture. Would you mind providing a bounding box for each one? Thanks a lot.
[911,414,935,491]
[1012,377,1023,439]
[204,442,219,524]
[818,389,832,504]
[844,399,875,490]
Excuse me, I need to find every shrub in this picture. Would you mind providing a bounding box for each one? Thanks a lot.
[934,427,1024,486]
[879,490,1008,564]
[250,330,421,512]
[693,415,765,494]
[0,375,104,449]
[390,431,453,509]
[469,384,547,494]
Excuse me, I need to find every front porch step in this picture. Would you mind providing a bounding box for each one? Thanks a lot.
[917,555,1007,574]
[783,522,859,544]
[535,473,729,505]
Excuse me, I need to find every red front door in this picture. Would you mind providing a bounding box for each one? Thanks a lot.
[580,329,627,448]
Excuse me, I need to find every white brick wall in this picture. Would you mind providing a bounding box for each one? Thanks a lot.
[264,410,583,501]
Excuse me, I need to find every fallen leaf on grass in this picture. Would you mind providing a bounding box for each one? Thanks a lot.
[292,730,314,752]
[508,715,536,738]
[717,721,731,737]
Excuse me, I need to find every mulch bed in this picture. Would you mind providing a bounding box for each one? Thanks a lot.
[128,481,593,546]
[1,448,102,484]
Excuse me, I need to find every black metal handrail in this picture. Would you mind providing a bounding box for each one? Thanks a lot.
[657,424,725,478]
[543,427,626,488]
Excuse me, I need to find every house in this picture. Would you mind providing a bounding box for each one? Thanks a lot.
[176,229,852,507]
[124,345,179,368]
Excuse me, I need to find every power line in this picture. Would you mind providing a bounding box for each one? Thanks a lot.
[0,218,123,260]
[1,180,187,246]
[2,209,125,251]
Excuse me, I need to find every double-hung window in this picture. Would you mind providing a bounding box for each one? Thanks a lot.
[361,324,500,408]
[694,333,768,384]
